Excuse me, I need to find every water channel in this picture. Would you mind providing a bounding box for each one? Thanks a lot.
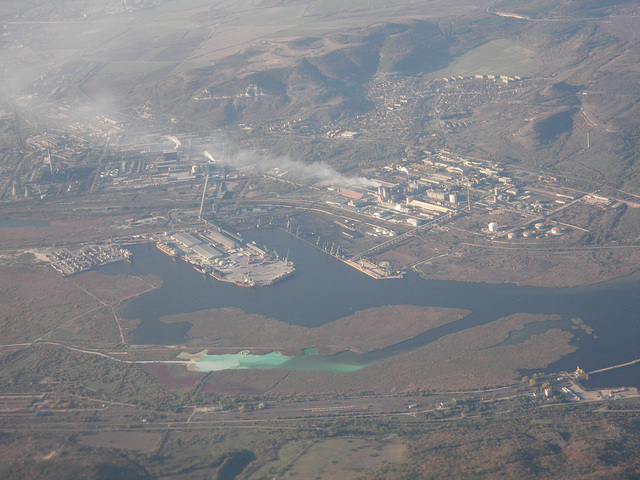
[99,229,640,387]
[0,219,51,228]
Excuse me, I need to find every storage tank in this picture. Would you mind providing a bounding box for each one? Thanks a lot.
[488,222,498,232]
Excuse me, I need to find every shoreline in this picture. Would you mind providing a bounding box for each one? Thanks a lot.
[277,226,640,288]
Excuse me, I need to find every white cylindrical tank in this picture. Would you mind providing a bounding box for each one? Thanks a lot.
[488,222,498,232]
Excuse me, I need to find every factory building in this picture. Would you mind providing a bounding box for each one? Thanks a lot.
[172,232,202,249]
[204,230,238,249]
[406,199,452,214]
[191,244,223,260]
[378,185,391,202]
[339,189,364,200]
[427,190,447,201]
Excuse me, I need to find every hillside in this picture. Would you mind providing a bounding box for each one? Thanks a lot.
[154,20,451,126]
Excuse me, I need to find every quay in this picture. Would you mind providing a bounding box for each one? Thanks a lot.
[155,226,294,287]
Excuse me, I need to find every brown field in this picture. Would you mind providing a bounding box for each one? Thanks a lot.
[203,368,289,395]
[0,265,162,345]
[77,431,162,453]
[143,364,201,389]
[415,247,640,287]
[71,271,163,306]
[0,265,98,343]
[163,304,470,355]
[0,216,129,248]
[45,307,122,346]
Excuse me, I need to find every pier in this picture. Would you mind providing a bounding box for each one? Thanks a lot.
[589,358,640,375]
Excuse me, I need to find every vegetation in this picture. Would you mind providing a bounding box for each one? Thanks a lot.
[613,206,640,242]
[0,344,180,410]
[3,398,640,479]
[360,401,640,479]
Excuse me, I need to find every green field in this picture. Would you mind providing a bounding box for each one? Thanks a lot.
[433,39,537,77]
[250,437,405,480]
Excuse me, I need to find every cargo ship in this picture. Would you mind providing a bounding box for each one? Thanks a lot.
[193,265,206,275]
[156,242,178,258]
[264,269,294,286]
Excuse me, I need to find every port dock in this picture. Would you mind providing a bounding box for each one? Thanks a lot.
[155,227,294,287]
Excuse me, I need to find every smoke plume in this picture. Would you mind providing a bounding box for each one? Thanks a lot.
[214,148,379,189]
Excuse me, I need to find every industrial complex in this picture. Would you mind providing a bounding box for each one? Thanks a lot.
[29,133,622,284]
[155,227,294,287]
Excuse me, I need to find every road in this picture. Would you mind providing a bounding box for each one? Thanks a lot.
[2,375,636,436]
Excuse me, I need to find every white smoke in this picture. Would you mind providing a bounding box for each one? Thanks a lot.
[214,149,379,189]
[203,151,215,163]
[165,135,182,149]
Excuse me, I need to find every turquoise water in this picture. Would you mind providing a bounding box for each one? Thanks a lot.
[104,231,640,387]
[191,351,364,374]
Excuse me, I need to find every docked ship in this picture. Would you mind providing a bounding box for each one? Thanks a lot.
[156,242,178,258]
[264,269,294,286]
[193,265,206,275]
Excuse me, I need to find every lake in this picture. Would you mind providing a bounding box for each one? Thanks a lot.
[99,229,640,387]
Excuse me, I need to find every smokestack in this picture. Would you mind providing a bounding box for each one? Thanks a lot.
[198,174,210,219]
